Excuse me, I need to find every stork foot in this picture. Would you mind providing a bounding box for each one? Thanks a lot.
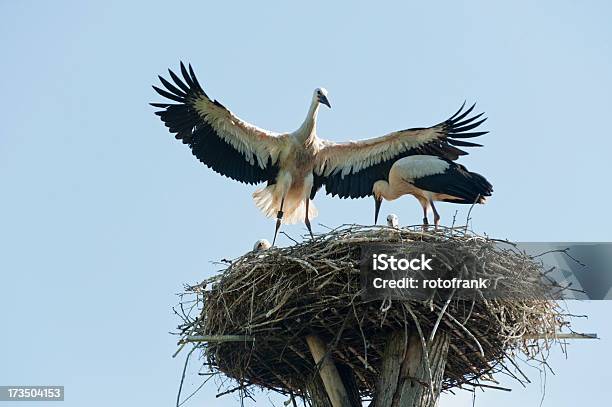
[304,199,314,239]
[305,219,314,239]
[422,217,429,232]
[272,218,282,246]
[272,210,284,246]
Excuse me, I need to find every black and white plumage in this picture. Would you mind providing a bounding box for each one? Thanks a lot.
[312,101,488,200]
[372,155,493,227]
[152,63,488,242]
[152,63,326,244]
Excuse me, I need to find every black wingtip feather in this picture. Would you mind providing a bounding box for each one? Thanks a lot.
[152,63,279,186]
[158,75,187,98]
[453,112,485,128]
[443,102,488,141]
[452,103,476,123]
[169,69,190,93]
[447,139,483,147]
[451,117,488,133]
[180,62,196,90]
[449,100,467,120]
[188,64,204,93]
[152,85,185,103]
[154,62,210,108]
[452,131,489,139]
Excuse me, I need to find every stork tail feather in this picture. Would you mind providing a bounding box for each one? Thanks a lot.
[253,186,318,224]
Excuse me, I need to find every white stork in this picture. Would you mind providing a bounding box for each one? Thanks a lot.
[152,63,488,243]
[386,214,399,228]
[372,155,493,227]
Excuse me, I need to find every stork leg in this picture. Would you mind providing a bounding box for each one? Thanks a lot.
[430,199,440,229]
[272,197,285,246]
[422,204,429,231]
[305,199,314,239]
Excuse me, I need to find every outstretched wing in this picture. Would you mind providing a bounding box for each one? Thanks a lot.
[312,103,488,198]
[152,62,288,185]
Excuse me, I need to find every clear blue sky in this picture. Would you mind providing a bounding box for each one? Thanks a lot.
[1,1,611,406]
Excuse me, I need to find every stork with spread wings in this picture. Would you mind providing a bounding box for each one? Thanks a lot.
[152,63,490,243]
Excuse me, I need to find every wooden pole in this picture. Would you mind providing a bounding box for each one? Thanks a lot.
[375,331,405,407]
[375,331,450,407]
[336,363,361,406]
[306,374,333,407]
[306,335,353,407]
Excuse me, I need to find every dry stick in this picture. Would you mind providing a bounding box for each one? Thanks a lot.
[249,282,256,334]
[429,288,456,344]
[451,210,459,229]
[404,304,436,404]
[462,298,476,325]
[289,392,298,407]
[333,351,368,385]
[352,300,369,369]
[470,383,512,392]
[347,346,377,373]
[433,304,484,357]
[216,384,250,398]
[305,335,353,407]
[464,194,480,233]
[176,346,196,407]
[173,342,187,358]
[317,308,354,368]
[281,231,299,245]
[498,361,528,388]
[178,373,217,407]
[181,335,255,343]
[522,332,597,340]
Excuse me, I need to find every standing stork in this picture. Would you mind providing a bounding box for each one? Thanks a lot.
[152,63,488,243]
[372,155,493,227]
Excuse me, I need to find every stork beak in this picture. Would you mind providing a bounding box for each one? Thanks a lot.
[374,197,382,224]
[318,94,331,108]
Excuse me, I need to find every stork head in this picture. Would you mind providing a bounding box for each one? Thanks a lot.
[253,239,271,252]
[315,88,331,108]
[387,214,399,228]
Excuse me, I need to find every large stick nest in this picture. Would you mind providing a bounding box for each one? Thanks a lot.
[177,225,569,398]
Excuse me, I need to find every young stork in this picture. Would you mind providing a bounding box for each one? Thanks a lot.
[253,239,271,252]
[152,63,488,243]
[372,155,493,227]
[386,214,400,228]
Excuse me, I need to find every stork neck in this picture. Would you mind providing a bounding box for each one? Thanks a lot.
[296,98,320,144]
[375,181,401,201]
